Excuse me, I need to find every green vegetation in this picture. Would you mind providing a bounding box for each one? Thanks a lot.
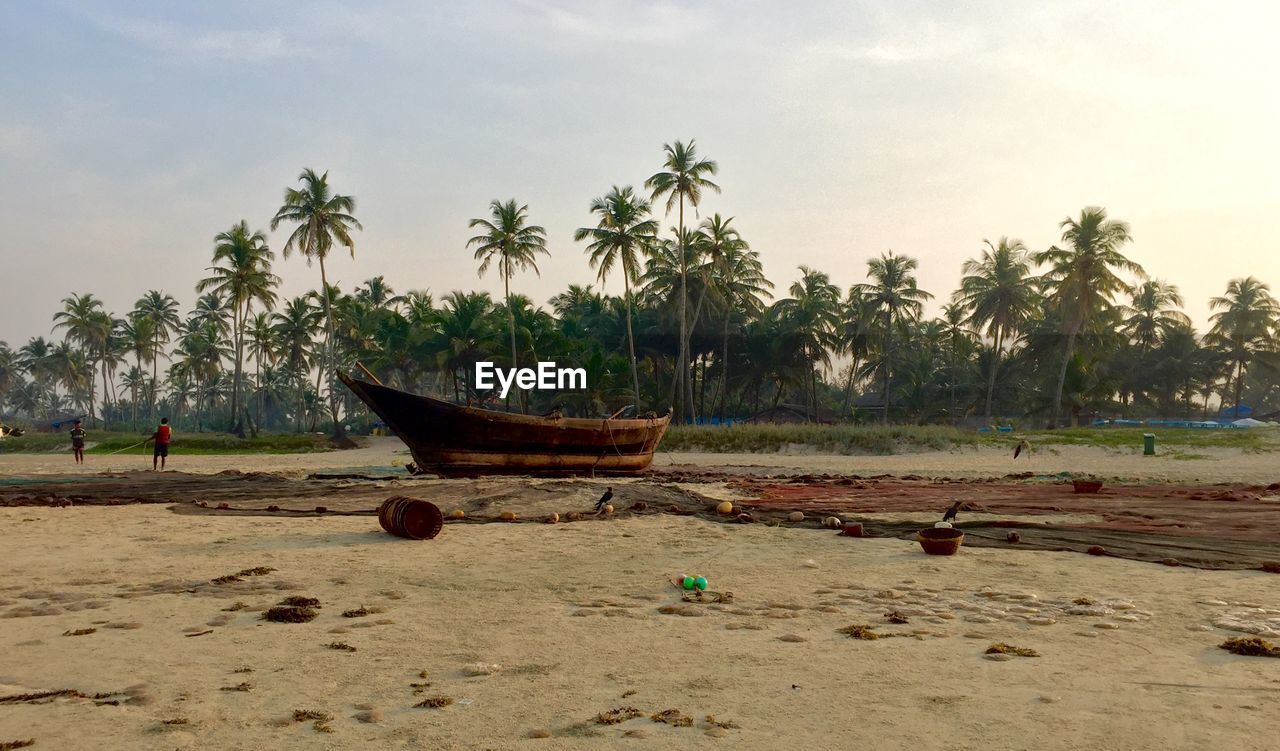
[658,424,1277,455]
[0,149,1277,435]
[0,430,338,455]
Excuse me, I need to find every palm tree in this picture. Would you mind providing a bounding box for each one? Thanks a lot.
[198,220,279,433]
[838,288,876,415]
[355,276,401,309]
[246,311,278,428]
[271,168,362,438]
[1123,280,1189,353]
[1035,207,1142,428]
[954,237,1038,425]
[52,293,112,427]
[272,296,323,431]
[0,342,20,416]
[853,253,932,423]
[645,139,720,423]
[1207,277,1279,419]
[134,291,181,419]
[707,236,771,420]
[575,185,659,407]
[775,266,841,418]
[118,314,157,428]
[467,199,549,412]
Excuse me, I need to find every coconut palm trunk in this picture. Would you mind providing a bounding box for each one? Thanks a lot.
[881,314,892,425]
[624,275,641,408]
[1049,328,1079,428]
[983,330,1003,426]
[718,315,731,422]
[316,255,343,437]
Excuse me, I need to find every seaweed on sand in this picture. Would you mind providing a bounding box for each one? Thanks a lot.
[0,740,36,750]
[837,624,880,640]
[986,643,1039,657]
[292,709,333,733]
[705,715,740,729]
[884,611,910,624]
[279,596,320,608]
[342,606,372,618]
[263,606,316,623]
[596,707,642,724]
[1219,637,1280,657]
[220,682,253,692]
[0,689,117,704]
[326,642,357,652]
[650,709,693,726]
[211,575,243,585]
[415,695,453,708]
[237,567,275,577]
[62,628,96,636]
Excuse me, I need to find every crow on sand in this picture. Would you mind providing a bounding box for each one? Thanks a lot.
[595,487,614,512]
[1013,439,1030,459]
[942,501,962,523]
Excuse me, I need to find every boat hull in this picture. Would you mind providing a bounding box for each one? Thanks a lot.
[338,372,670,475]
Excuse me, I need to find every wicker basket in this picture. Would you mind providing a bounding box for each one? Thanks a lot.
[917,527,964,555]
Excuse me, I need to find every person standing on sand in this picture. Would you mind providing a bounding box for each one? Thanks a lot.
[148,417,172,471]
[70,419,86,464]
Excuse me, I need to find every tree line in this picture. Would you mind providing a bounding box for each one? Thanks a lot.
[1,141,1278,436]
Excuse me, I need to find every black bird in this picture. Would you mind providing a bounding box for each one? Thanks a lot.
[942,501,961,523]
[595,487,614,512]
[1013,438,1030,459]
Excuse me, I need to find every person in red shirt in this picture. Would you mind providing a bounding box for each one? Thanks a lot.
[148,417,172,471]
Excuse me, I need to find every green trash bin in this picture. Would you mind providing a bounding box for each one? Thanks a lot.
[1143,433,1155,456]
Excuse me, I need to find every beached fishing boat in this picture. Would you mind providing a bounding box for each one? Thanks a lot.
[338,372,671,475]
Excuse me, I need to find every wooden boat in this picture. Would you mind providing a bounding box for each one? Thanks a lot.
[338,372,671,475]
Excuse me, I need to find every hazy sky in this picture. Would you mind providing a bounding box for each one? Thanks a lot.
[2,0,1278,347]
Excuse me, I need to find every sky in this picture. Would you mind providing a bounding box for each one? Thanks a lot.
[2,0,1278,347]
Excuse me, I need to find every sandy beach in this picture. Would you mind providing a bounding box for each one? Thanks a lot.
[3,507,1279,750]
[3,444,1280,750]
[4,436,1280,484]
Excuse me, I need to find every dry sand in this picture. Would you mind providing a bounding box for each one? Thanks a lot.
[3,439,1279,748]
[3,505,1279,750]
[3,437,1278,483]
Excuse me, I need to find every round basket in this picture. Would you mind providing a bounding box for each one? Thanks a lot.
[378,496,444,540]
[916,526,964,555]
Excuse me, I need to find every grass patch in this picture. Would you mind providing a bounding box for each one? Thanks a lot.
[657,423,1278,455]
[0,430,351,455]
[660,424,986,455]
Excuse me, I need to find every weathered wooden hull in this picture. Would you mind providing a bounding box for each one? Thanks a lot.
[338,372,670,475]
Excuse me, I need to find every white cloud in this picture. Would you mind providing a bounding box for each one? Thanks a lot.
[93,16,309,62]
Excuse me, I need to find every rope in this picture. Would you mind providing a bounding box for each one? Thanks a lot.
[104,439,150,455]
